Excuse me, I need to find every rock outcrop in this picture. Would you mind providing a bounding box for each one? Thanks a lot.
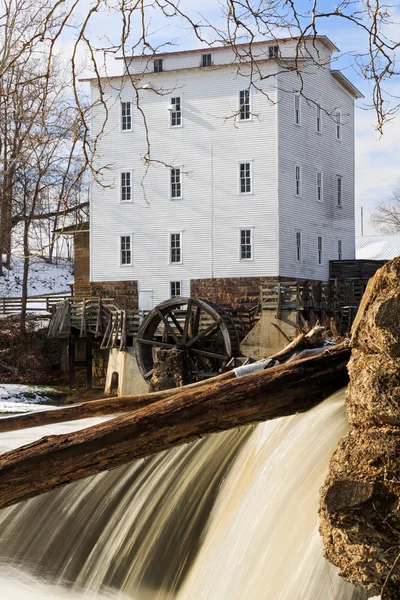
[320,258,400,598]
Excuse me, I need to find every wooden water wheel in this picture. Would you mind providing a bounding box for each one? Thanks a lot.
[135,297,241,381]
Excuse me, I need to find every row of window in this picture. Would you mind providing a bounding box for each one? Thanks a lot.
[294,94,342,139]
[120,231,344,267]
[121,91,343,137]
[295,167,343,206]
[118,165,343,205]
[146,46,280,74]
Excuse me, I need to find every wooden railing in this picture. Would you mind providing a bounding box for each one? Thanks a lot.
[260,279,368,317]
[0,292,72,316]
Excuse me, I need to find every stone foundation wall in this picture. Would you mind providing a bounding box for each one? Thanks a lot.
[90,280,138,310]
[190,276,294,309]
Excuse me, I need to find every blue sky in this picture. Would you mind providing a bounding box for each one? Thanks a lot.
[75,0,400,235]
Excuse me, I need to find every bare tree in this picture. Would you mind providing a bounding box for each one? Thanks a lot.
[371,185,400,233]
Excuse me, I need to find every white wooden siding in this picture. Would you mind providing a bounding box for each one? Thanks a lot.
[277,62,355,281]
[90,63,279,305]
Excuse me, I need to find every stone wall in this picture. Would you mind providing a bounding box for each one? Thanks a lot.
[190,276,293,309]
[90,280,138,310]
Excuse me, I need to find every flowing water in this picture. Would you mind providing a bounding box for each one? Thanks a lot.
[0,390,373,599]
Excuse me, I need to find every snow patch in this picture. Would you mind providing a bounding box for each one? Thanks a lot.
[0,384,59,414]
[0,255,73,297]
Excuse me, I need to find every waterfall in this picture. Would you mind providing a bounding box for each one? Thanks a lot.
[0,391,372,599]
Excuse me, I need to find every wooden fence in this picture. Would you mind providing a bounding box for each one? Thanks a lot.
[0,292,72,316]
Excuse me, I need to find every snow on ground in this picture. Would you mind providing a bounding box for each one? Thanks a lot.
[0,255,73,298]
[0,384,60,414]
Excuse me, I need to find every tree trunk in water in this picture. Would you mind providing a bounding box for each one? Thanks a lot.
[0,325,327,434]
[320,258,400,599]
[0,344,349,510]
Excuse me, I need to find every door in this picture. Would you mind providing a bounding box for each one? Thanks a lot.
[139,290,153,311]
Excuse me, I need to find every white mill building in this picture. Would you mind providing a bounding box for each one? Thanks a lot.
[86,35,362,311]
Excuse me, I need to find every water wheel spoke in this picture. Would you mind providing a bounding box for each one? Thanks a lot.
[155,307,181,344]
[137,338,175,350]
[190,348,229,360]
[192,306,201,337]
[186,318,221,348]
[144,368,154,379]
[182,298,192,343]
[168,311,184,336]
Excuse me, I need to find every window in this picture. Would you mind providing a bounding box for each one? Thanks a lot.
[338,239,343,260]
[170,233,182,264]
[240,229,253,260]
[170,96,181,127]
[336,175,343,207]
[269,45,279,59]
[335,111,342,140]
[201,53,212,67]
[121,102,132,131]
[295,165,301,197]
[294,93,301,125]
[296,232,301,262]
[239,89,250,121]
[316,171,323,202]
[170,281,181,297]
[317,236,323,265]
[239,162,252,194]
[171,168,182,199]
[120,171,132,202]
[154,59,163,73]
[120,235,132,265]
[316,104,322,133]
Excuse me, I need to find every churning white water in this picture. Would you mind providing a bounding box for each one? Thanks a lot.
[0,390,372,599]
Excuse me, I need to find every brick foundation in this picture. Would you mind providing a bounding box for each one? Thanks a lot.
[90,280,138,310]
[190,276,294,309]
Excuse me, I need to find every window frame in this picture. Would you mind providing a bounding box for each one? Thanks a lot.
[238,161,253,195]
[170,167,183,200]
[296,231,301,262]
[338,239,343,261]
[335,110,342,141]
[119,234,133,266]
[169,96,182,128]
[121,101,132,132]
[120,170,133,203]
[316,170,323,203]
[336,175,343,207]
[239,228,254,262]
[268,45,279,59]
[317,235,323,265]
[295,164,302,197]
[200,53,213,67]
[316,104,322,134]
[169,232,183,265]
[238,88,251,121]
[294,93,301,126]
[153,58,164,73]
[170,280,182,298]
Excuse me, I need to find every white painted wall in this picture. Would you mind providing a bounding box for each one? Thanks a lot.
[90,61,279,307]
[277,62,356,281]
[89,38,357,308]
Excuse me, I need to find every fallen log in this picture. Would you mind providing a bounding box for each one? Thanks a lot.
[0,325,327,434]
[0,343,349,510]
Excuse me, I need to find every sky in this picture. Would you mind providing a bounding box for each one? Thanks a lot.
[71,0,400,236]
